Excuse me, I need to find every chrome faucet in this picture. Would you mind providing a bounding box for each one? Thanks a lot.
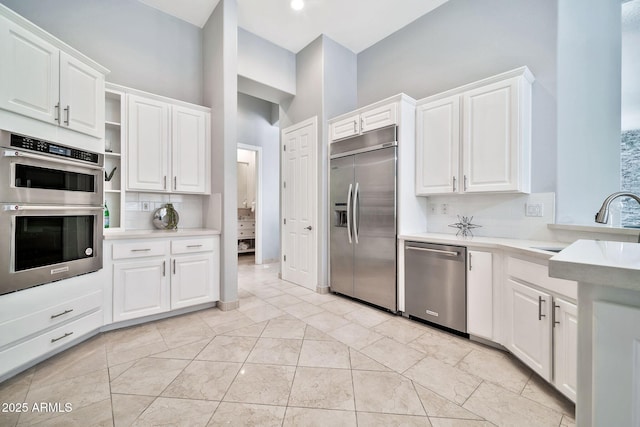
[595,192,640,224]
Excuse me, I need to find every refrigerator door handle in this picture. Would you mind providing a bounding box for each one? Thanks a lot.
[353,182,360,244]
[346,183,353,244]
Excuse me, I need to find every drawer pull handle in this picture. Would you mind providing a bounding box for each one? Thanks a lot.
[51,309,74,319]
[186,244,203,248]
[406,246,458,257]
[538,296,546,320]
[131,248,151,252]
[51,331,73,343]
[553,303,560,326]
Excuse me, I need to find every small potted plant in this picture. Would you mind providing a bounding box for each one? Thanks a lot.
[104,167,117,190]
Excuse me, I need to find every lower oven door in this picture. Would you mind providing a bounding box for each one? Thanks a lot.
[0,204,103,295]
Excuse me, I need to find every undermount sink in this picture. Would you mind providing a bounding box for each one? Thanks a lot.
[530,247,564,253]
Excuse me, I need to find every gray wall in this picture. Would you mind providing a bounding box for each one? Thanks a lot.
[203,0,238,305]
[556,0,621,225]
[237,93,281,261]
[0,0,203,104]
[238,28,296,102]
[357,0,558,194]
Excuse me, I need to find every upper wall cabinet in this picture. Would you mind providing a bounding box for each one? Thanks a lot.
[127,93,210,194]
[415,67,534,195]
[330,102,397,142]
[0,10,107,140]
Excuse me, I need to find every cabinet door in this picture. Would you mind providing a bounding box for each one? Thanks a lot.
[415,96,460,195]
[0,16,59,125]
[59,51,104,138]
[330,114,359,141]
[506,279,552,380]
[171,253,218,309]
[127,95,170,191]
[467,250,493,340]
[172,106,209,193]
[113,258,169,322]
[462,77,520,193]
[553,297,577,402]
[360,103,397,133]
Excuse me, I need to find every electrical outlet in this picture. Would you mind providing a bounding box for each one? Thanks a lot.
[429,203,437,214]
[525,202,544,217]
[440,203,449,215]
[141,201,151,212]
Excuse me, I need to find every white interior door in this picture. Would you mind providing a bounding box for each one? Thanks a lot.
[281,117,317,290]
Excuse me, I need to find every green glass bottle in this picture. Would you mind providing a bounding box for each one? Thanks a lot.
[104,203,110,228]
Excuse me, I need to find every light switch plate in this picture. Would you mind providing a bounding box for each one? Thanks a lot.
[525,203,544,217]
[141,201,151,212]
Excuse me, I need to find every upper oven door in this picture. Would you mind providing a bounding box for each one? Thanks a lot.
[0,148,103,206]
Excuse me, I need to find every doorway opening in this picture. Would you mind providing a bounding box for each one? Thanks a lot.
[237,145,262,265]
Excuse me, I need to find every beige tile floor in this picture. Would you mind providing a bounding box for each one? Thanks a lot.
[0,258,575,426]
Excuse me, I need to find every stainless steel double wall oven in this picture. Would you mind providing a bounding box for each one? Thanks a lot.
[0,130,104,295]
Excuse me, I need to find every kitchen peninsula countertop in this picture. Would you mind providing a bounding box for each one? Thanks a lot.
[103,228,221,240]
[549,239,640,291]
[399,232,568,259]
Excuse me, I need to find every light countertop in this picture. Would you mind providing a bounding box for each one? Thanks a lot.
[399,232,567,259]
[549,239,640,291]
[103,228,220,240]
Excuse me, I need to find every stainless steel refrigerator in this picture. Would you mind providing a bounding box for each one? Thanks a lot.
[330,125,397,312]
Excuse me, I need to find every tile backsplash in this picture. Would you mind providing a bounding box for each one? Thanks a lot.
[621,129,640,226]
[124,192,204,230]
[425,192,556,241]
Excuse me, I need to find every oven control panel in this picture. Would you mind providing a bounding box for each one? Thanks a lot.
[9,133,100,164]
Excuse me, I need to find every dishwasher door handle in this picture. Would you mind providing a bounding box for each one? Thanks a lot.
[406,246,459,257]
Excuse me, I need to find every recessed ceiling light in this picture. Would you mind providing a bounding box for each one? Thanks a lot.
[290,0,304,11]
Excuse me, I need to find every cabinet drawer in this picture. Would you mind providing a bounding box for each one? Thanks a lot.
[238,230,255,238]
[507,257,577,300]
[0,310,102,377]
[0,290,102,349]
[238,221,255,230]
[171,238,215,255]
[112,240,167,260]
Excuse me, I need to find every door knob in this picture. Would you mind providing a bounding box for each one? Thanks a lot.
[305,226,313,230]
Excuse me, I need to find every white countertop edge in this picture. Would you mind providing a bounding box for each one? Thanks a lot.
[103,228,221,240]
[548,239,640,291]
[548,223,640,237]
[398,232,566,259]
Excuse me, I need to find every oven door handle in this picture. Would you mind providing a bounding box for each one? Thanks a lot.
[4,205,105,212]
[2,149,103,170]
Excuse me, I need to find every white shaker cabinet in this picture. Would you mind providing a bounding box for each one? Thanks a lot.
[0,13,106,139]
[112,258,169,322]
[127,93,210,194]
[462,77,529,193]
[467,250,493,340]
[505,278,552,380]
[58,51,105,138]
[110,236,219,323]
[553,297,577,402]
[172,105,209,193]
[415,95,460,194]
[329,102,397,142]
[415,67,533,195]
[127,94,170,192]
[0,17,59,125]
[330,113,360,141]
[170,238,219,309]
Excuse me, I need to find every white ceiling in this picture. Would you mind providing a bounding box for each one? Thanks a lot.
[138,0,450,53]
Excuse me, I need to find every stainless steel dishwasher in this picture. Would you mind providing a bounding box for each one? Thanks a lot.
[404,241,467,333]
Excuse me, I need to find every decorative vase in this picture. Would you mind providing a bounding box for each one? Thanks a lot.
[152,203,180,230]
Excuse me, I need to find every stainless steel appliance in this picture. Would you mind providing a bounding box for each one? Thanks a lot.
[330,125,397,312]
[0,130,104,295]
[404,241,467,333]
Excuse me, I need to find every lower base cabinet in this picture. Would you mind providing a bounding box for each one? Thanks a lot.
[111,235,219,323]
[553,297,577,401]
[506,256,577,402]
